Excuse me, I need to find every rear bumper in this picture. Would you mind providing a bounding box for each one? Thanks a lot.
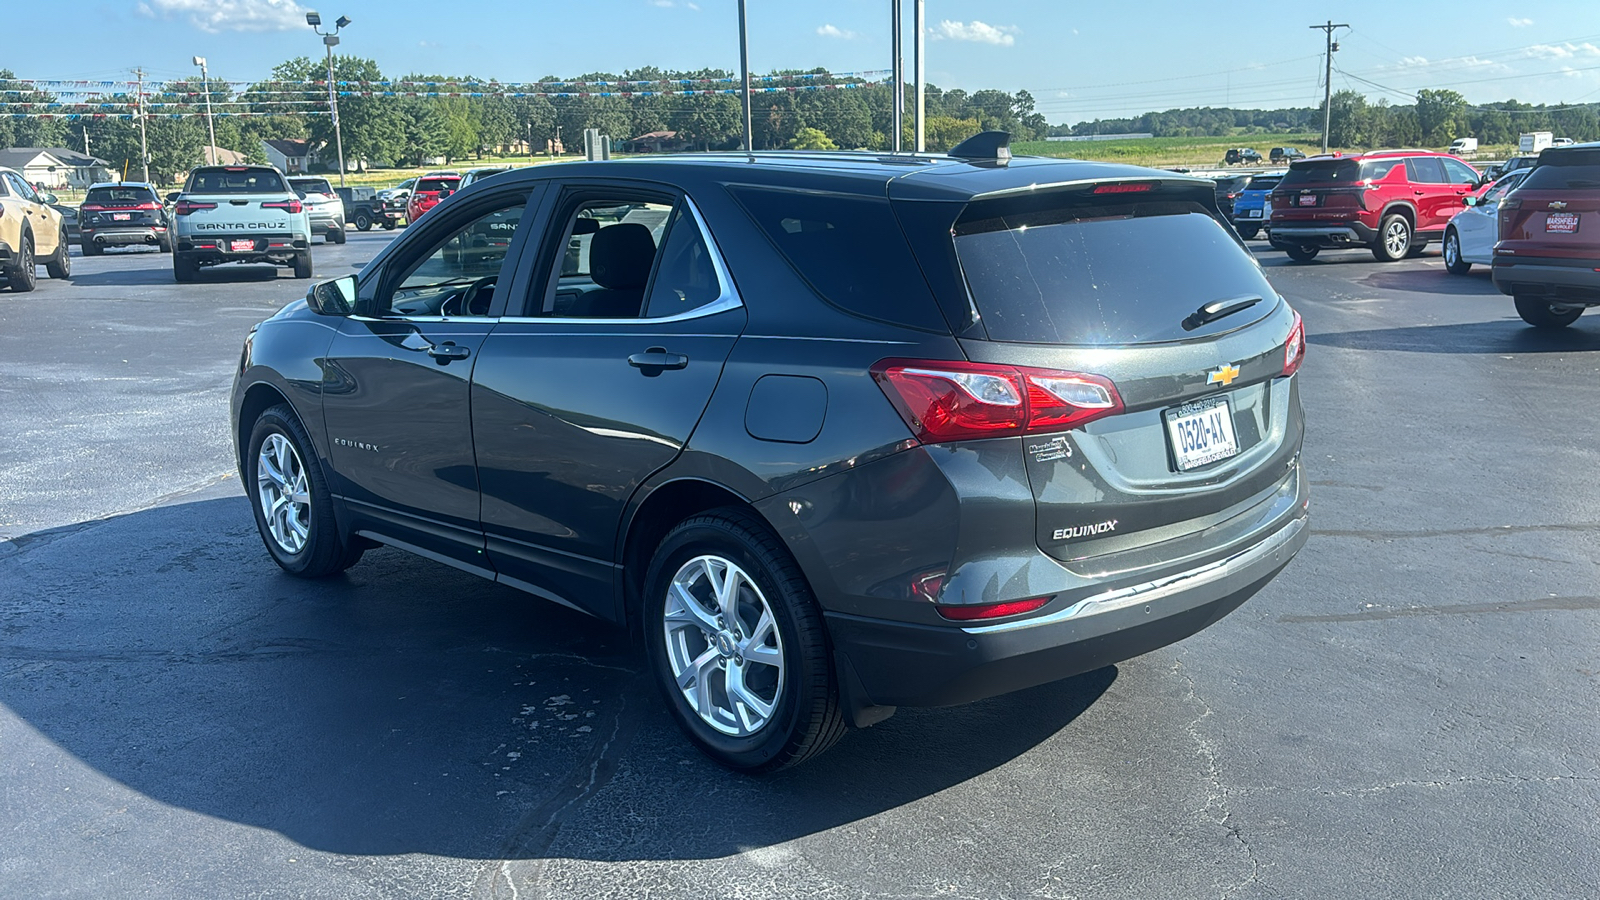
[83,226,165,245]
[307,216,343,234]
[1270,222,1377,248]
[176,234,308,264]
[1492,257,1600,301]
[826,488,1308,714]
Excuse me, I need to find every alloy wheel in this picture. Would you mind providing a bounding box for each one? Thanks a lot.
[662,554,785,737]
[1384,220,1410,257]
[256,433,310,555]
[1444,234,1458,267]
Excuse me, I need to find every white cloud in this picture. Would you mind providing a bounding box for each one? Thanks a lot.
[816,24,858,40]
[1391,54,1513,74]
[1508,17,1533,27]
[139,0,309,33]
[1526,42,1600,60]
[930,20,1019,47]
[649,0,698,8]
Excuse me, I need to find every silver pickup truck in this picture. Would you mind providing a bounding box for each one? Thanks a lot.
[169,165,312,282]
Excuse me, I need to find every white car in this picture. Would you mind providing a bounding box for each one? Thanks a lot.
[287,176,347,245]
[1443,170,1529,275]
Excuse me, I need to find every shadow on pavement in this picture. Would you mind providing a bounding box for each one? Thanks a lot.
[68,265,287,287]
[1309,317,1600,353]
[0,496,1112,860]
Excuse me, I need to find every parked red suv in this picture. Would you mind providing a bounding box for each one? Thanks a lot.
[404,171,460,222]
[1270,150,1484,262]
[1492,142,1600,328]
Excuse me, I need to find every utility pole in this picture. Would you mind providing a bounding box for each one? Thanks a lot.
[914,0,925,152]
[193,56,217,165]
[307,13,353,186]
[1310,20,1348,154]
[135,68,150,183]
[83,125,90,158]
[738,0,752,152]
[889,0,902,150]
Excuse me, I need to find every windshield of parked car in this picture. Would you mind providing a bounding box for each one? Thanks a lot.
[84,187,156,206]
[290,178,335,195]
[417,177,460,193]
[186,168,289,194]
[1278,160,1360,186]
[953,197,1276,345]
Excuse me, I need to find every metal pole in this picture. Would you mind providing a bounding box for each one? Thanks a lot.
[135,68,150,183]
[738,0,753,152]
[891,0,902,151]
[914,0,924,152]
[1310,21,1348,154]
[325,36,346,186]
[199,60,217,166]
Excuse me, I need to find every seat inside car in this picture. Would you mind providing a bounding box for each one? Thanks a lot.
[567,222,656,318]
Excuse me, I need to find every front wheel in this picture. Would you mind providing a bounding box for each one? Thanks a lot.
[1284,244,1319,262]
[1443,229,1471,275]
[354,211,372,232]
[1236,224,1260,240]
[644,509,845,773]
[1515,295,1584,329]
[247,405,365,576]
[1372,213,1413,262]
[45,228,71,279]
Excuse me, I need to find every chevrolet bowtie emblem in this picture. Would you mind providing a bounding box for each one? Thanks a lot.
[1207,364,1241,387]
[1548,201,1568,210]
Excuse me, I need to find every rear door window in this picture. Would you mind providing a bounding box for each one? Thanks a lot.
[1406,157,1449,184]
[953,197,1276,345]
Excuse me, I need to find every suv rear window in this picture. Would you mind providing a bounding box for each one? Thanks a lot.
[186,168,288,194]
[1521,161,1600,191]
[417,178,460,193]
[953,197,1276,345]
[1279,160,1359,186]
[730,185,946,331]
[84,186,156,206]
[290,178,334,194]
[1246,176,1281,192]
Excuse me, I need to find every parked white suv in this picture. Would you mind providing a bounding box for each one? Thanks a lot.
[288,176,346,245]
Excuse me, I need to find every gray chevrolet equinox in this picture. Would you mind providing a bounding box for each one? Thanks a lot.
[232,134,1308,771]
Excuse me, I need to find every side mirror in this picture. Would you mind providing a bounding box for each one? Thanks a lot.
[42,193,59,205]
[167,192,180,203]
[1463,196,1478,207]
[306,275,358,317]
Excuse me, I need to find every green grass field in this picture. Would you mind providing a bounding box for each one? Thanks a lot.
[1012,134,1327,169]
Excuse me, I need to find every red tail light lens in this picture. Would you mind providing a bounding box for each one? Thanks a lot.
[173,199,217,215]
[871,359,1123,443]
[134,202,162,211]
[1283,310,1305,377]
[936,596,1051,621]
[79,204,105,212]
[1093,182,1153,194]
[261,199,303,214]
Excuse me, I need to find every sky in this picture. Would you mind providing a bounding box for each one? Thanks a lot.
[7,1,1600,124]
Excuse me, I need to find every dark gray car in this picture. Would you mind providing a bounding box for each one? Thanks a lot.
[231,138,1308,771]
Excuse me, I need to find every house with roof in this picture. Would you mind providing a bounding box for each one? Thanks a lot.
[0,148,117,189]
[623,131,690,154]
[201,146,251,166]
[261,139,320,174]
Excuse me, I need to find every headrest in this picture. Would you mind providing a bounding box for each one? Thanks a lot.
[589,223,656,290]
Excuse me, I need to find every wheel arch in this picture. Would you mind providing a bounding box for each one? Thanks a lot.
[1379,201,1418,226]
[235,380,305,478]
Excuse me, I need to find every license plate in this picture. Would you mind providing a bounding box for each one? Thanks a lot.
[1297,194,1318,207]
[1165,397,1240,472]
[113,213,131,221]
[1547,213,1580,234]
[230,238,255,252]
[1243,209,1262,218]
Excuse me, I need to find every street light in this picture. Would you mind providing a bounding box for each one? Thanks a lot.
[192,56,217,166]
[307,11,352,186]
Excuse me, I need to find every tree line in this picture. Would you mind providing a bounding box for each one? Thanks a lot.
[1,62,1048,184]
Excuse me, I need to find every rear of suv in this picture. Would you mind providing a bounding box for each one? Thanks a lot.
[287,176,346,245]
[1492,142,1600,328]
[404,171,460,222]
[1231,172,1282,239]
[1270,150,1483,262]
[77,182,170,255]
[170,165,312,282]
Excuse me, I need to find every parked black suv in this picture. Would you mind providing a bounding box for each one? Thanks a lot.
[78,182,171,254]
[232,142,1309,771]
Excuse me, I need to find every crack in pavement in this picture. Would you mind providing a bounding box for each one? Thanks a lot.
[1311,522,1600,541]
[1173,659,1261,900]
[1280,595,1600,624]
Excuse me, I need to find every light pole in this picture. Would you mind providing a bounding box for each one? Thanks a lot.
[738,0,752,152]
[890,0,902,151]
[192,56,217,166]
[914,0,925,152]
[307,11,352,186]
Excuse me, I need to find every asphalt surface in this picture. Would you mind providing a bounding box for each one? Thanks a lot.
[2,232,1597,899]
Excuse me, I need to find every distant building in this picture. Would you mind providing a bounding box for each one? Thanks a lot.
[623,131,690,153]
[201,146,251,166]
[261,139,320,174]
[0,147,116,189]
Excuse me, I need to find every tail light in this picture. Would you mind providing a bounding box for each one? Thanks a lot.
[79,204,105,212]
[936,596,1052,621]
[1283,310,1305,377]
[262,199,303,214]
[1501,197,1522,211]
[871,359,1123,443]
[134,202,162,211]
[173,199,217,215]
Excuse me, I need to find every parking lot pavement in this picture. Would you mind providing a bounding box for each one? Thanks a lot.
[2,238,1598,899]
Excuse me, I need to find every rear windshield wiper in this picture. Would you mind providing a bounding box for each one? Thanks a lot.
[1183,295,1263,331]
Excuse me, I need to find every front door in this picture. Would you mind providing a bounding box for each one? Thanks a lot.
[471,185,745,618]
[321,187,537,572]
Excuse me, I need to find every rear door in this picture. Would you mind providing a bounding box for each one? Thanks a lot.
[470,181,745,619]
[1498,151,1600,261]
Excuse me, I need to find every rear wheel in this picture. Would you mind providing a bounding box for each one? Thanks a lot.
[354,211,372,232]
[1285,244,1319,262]
[1443,229,1471,275]
[81,240,102,257]
[173,252,197,283]
[157,233,172,253]
[1373,213,1413,262]
[382,220,397,230]
[6,234,37,292]
[45,228,71,279]
[644,509,845,773]
[247,405,365,576]
[292,250,313,279]
[1236,224,1260,240]
[1514,295,1584,329]
[330,228,347,245]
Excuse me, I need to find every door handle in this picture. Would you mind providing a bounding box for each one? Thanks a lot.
[1414,190,1426,195]
[628,347,689,374]
[427,342,471,364]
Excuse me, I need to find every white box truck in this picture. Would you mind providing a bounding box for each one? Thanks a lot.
[1448,137,1479,156]
[1519,132,1553,154]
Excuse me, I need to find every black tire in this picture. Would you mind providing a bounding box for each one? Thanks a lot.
[173,252,197,283]
[330,227,347,245]
[1443,229,1471,275]
[6,233,37,292]
[1514,295,1584,329]
[293,250,313,279]
[382,220,397,231]
[1236,224,1260,240]
[157,233,173,253]
[246,404,365,577]
[643,508,846,773]
[45,228,71,279]
[1285,244,1319,262]
[81,240,102,257]
[354,211,372,232]
[1372,213,1413,262]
